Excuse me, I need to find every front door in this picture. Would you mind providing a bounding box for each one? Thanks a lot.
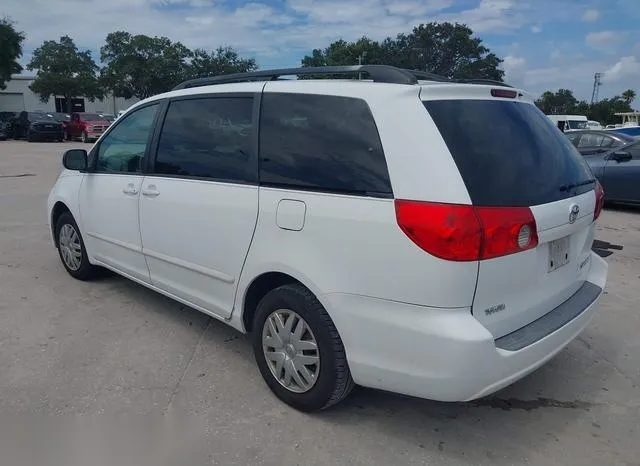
[139,95,259,318]
[602,141,640,203]
[79,103,161,282]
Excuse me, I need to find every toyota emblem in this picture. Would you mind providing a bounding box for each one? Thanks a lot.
[569,204,580,224]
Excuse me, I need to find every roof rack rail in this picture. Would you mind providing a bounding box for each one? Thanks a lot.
[172,65,513,90]
[173,65,420,90]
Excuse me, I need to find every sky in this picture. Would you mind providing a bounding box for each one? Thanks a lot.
[4,0,640,101]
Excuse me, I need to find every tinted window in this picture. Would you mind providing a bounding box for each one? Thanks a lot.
[154,97,254,183]
[424,100,593,206]
[96,104,159,173]
[259,93,392,196]
[565,133,580,145]
[578,133,604,147]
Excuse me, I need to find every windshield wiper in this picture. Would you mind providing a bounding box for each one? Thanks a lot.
[559,178,596,192]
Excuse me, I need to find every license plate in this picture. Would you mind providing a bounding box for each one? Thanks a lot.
[548,236,571,272]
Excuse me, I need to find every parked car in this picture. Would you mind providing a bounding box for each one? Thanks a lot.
[565,130,634,155]
[48,65,608,411]
[547,114,588,131]
[584,140,640,204]
[610,126,640,138]
[0,112,17,140]
[586,120,603,130]
[12,111,64,142]
[65,112,112,142]
[51,112,71,123]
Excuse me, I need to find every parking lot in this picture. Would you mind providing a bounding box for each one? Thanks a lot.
[0,140,638,465]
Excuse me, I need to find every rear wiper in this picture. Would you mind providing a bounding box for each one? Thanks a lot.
[559,178,596,192]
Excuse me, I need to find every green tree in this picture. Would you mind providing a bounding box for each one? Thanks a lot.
[27,36,103,113]
[302,22,504,81]
[534,89,579,114]
[0,17,26,89]
[100,31,192,99]
[185,46,257,81]
[589,97,633,126]
[621,89,636,105]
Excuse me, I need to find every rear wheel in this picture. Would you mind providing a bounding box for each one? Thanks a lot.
[252,283,354,411]
[55,212,100,280]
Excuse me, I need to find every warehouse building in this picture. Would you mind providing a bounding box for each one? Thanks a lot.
[0,75,138,114]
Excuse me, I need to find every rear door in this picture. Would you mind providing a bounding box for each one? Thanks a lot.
[602,141,640,203]
[424,97,598,338]
[139,93,259,319]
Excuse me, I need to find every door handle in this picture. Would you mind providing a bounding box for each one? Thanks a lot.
[141,185,160,197]
[122,183,138,195]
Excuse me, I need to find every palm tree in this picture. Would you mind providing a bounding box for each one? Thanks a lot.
[622,89,636,104]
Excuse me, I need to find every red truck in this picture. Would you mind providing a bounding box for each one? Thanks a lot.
[64,112,112,143]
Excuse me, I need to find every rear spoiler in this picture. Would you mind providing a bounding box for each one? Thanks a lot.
[592,239,623,258]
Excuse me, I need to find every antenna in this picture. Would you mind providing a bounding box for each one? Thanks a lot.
[591,72,602,105]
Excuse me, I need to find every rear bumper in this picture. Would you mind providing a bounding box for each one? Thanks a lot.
[324,251,607,402]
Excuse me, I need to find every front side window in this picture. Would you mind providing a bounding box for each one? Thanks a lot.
[154,97,255,183]
[259,93,392,196]
[96,104,159,173]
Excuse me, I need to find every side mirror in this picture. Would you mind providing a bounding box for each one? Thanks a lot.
[610,150,632,162]
[63,149,88,171]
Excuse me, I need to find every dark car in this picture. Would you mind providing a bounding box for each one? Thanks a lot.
[585,140,640,204]
[0,112,17,140]
[51,112,71,123]
[565,130,635,155]
[14,111,65,142]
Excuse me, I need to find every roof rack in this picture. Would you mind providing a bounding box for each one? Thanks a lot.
[172,65,512,90]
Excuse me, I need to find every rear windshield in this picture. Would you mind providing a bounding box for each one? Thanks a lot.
[423,100,594,206]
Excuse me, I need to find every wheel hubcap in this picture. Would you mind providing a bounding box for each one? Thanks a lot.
[262,309,320,393]
[59,223,82,271]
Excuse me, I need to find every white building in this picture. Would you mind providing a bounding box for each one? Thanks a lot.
[0,75,138,114]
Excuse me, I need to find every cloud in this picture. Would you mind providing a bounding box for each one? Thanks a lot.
[582,9,600,22]
[585,31,623,52]
[550,48,562,60]
[502,54,526,88]
[530,25,542,33]
[436,0,525,33]
[603,56,640,82]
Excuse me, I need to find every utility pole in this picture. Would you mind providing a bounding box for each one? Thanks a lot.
[591,72,602,105]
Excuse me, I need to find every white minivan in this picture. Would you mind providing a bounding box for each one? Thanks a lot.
[48,66,608,411]
[547,114,588,131]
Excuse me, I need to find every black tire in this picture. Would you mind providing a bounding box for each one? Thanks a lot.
[55,212,100,281]
[27,134,36,142]
[252,283,354,412]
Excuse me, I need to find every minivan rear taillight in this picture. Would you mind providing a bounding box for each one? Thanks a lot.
[594,181,605,221]
[394,200,538,261]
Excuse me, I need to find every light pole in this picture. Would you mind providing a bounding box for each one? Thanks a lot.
[357,51,367,80]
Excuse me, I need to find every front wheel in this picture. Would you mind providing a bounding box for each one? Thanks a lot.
[252,283,354,411]
[55,212,100,280]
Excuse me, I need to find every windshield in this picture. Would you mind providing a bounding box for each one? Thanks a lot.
[81,114,103,121]
[423,100,594,206]
[567,120,588,130]
[29,113,55,121]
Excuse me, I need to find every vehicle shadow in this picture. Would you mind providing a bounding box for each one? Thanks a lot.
[96,273,620,464]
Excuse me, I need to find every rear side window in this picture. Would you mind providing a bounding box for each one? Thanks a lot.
[259,93,392,196]
[154,97,255,183]
[423,100,594,206]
